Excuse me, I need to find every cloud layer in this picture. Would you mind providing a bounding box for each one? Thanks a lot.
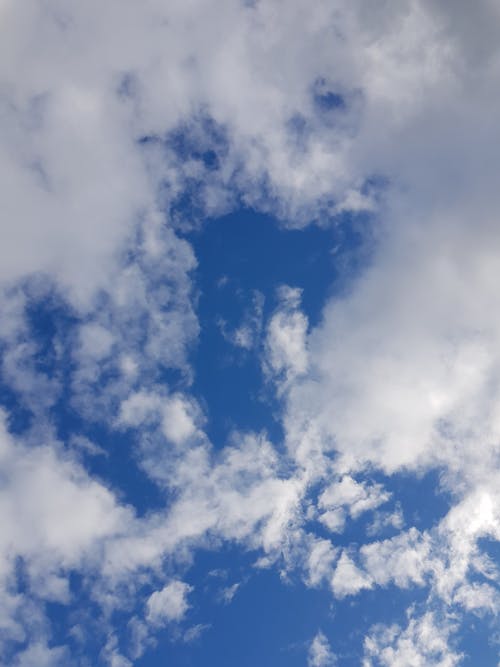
[2,0,500,665]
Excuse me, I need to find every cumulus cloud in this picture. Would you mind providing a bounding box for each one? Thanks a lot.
[264,286,309,390]
[0,410,134,659]
[308,631,336,667]
[330,551,372,599]
[10,642,71,667]
[0,412,129,571]
[3,0,500,663]
[146,580,193,626]
[363,612,462,667]
[319,476,390,524]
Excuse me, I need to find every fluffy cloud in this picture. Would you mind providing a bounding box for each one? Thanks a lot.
[3,0,500,664]
[0,410,133,658]
[11,642,71,667]
[146,580,192,625]
[264,286,309,390]
[363,612,462,667]
[0,0,473,305]
[330,551,372,598]
[308,631,336,667]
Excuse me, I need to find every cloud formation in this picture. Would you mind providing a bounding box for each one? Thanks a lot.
[2,0,500,665]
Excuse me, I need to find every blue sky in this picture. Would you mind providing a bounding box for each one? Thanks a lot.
[2,2,500,666]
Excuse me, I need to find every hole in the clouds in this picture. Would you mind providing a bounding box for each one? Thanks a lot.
[14,556,29,594]
[188,209,372,448]
[116,72,138,100]
[386,469,451,530]
[166,116,229,171]
[312,79,346,112]
[183,546,334,667]
[0,385,32,434]
[286,113,308,135]
[138,115,235,228]
[315,90,345,111]
[286,113,310,152]
[137,115,229,173]
[474,537,500,579]
[137,133,160,146]
[25,293,74,374]
[169,187,208,230]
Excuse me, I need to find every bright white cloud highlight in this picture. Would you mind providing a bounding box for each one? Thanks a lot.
[146,581,193,626]
[308,631,336,667]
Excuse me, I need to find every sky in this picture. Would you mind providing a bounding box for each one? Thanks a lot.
[2,1,500,665]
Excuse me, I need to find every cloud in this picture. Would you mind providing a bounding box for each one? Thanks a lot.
[330,551,372,598]
[264,286,309,390]
[305,537,338,588]
[366,505,404,537]
[319,476,390,520]
[0,411,130,572]
[182,623,211,643]
[361,528,431,589]
[363,612,462,667]
[146,580,193,626]
[308,631,336,667]
[10,642,71,667]
[217,582,241,605]
[3,0,500,663]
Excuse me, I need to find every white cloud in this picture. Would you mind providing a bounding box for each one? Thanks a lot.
[330,551,372,598]
[361,528,431,589]
[0,411,130,571]
[217,582,241,605]
[264,286,308,390]
[305,537,338,588]
[70,434,107,459]
[10,642,70,667]
[366,506,404,537]
[3,0,500,663]
[308,631,336,667]
[363,612,462,667]
[0,409,139,655]
[78,323,115,361]
[453,582,499,615]
[319,477,390,519]
[146,580,193,626]
[117,391,201,447]
[117,390,162,427]
[161,396,199,446]
[182,623,211,643]
[318,509,346,534]
[101,634,133,667]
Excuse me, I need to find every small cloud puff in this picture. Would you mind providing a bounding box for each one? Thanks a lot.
[264,285,308,391]
[308,631,336,667]
[146,580,193,626]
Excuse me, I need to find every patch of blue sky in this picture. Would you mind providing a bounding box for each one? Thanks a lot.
[166,116,228,172]
[458,612,500,666]
[312,78,346,113]
[374,468,452,533]
[133,548,432,667]
[138,116,233,230]
[188,208,373,447]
